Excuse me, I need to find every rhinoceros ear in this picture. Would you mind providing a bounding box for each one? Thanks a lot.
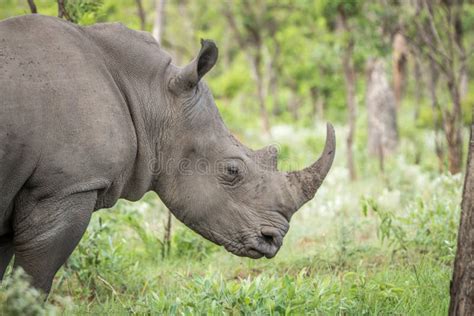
[169,39,218,94]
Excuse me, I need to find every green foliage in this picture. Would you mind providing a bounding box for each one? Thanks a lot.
[410,89,472,130]
[0,268,72,315]
[64,0,104,25]
[416,103,443,129]
[65,216,121,283]
[362,173,461,263]
[461,86,474,126]
[209,55,251,99]
[172,226,219,260]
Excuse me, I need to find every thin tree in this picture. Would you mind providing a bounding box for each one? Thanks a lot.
[404,0,468,174]
[267,34,282,117]
[337,5,357,181]
[449,118,474,315]
[392,32,408,107]
[152,0,166,43]
[135,0,146,31]
[57,0,72,21]
[310,87,325,121]
[222,1,271,136]
[27,0,38,13]
[428,56,446,172]
[58,0,66,19]
[412,49,424,122]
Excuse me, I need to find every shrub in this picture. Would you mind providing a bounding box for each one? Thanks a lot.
[0,268,72,316]
[172,225,219,260]
[361,172,462,262]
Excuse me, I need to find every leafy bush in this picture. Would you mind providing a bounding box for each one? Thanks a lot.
[172,226,219,260]
[60,205,138,298]
[361,173,462,262]
[0,268,72,315]
[65,0,104,25]
[461,88,474,125]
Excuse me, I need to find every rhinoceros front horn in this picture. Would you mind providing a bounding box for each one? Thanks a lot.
[286,123,336,210]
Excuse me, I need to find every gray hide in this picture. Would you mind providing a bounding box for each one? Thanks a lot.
[0,15,335,293]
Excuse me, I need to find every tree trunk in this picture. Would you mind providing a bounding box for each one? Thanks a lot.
[310,87,324,121]
[366,59,398,159]
[152,0,166,43]
[407,0,466,174]
[445,78,463,174]
[135,0,146,31]
[269,73,280,116]
[27,0,37,13]
[268,43,281,116]
[58,0,66,19]
[428,57,445,172]
[288,90,300,121]
[58,0,71,21]
[449,121,474,315]
[343,51,357,181]
[453,0,468,100]
[316,97,324,121]
[338,10,357,181]
[250,53,271,136]
[221,3,271,136]
[413,53,423,121]
[459,69,468,101]
[162,211,172,259]
[446,119,463,175]
[442,0,465,175]
[57,0,73,21]
[269,62,281,116]
[392,32,408,108]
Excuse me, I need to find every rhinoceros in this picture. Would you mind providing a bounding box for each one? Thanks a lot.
[0,15,335,293]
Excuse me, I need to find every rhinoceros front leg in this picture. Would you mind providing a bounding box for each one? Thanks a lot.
[0,238,13,280]
[13,191,96,293]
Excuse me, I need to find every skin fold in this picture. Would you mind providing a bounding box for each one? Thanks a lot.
[0,15,335,293]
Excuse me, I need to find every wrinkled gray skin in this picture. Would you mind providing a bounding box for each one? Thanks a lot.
[0,15,335,293]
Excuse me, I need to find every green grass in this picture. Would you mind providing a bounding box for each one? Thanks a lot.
[54,256,451,315]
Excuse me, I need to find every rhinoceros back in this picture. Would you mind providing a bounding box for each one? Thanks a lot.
[0,15,135,234]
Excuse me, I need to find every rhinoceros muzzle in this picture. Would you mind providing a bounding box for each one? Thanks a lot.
[257,226,286,258]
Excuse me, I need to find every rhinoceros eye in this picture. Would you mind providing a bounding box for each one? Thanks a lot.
[226,165,239,176]
[219,160,244,187]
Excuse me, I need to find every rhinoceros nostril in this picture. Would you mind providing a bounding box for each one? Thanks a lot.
[262,233,274,244]
[261,227,282,246]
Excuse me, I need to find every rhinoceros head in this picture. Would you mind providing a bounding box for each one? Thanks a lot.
[154,40,335,259]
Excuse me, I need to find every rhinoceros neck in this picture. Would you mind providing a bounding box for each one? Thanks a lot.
[85,23,172,201]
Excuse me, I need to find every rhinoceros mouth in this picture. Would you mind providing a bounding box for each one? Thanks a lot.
[222,239,277,259]
[248,247,279,259]
[247,237,282,259]
[246,248,265,259]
